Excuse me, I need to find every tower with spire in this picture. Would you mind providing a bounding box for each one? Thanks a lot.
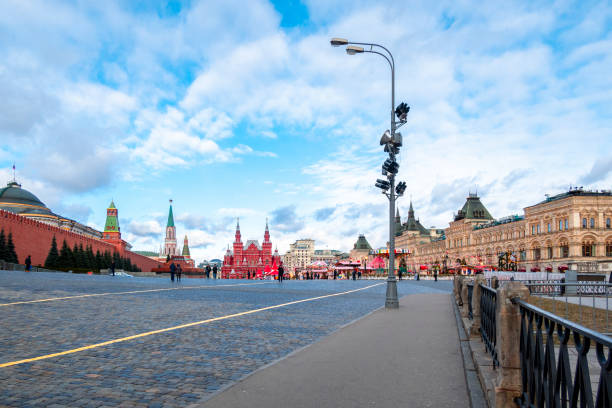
[163,199,177,257]
[182,235,190,257]
[103,200,121,241]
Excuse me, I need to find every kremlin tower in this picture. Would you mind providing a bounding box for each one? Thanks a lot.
[103,200,120,241]
[162,200,177,257]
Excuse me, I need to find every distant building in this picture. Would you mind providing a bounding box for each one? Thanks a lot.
[283,239,315,273]
[0,180,101,239]
[222,219,280,278]
[398,189,612,274]
[312,249,342,264]
[349,235,372,261]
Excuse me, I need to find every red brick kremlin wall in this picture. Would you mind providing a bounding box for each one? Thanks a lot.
[0,209,159,271]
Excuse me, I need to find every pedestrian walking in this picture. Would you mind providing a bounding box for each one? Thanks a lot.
[110,261,116,276]
[206,264,211,279]
[170,262,176,282]
[177,264,182,281]
[278,263,284,282]
[212,264,218,279]
[25,255,31,272]
[333,270,337,280]
[352,268,356,280]
[434,269,438,282]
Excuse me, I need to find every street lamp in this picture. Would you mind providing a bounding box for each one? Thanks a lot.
[331,37,409,309]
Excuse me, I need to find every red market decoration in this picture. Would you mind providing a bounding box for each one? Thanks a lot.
[419,265,428,270]
[518,268,527,272]
[557,265,568,271]
[530,267,541,272]
[545,266,553,272]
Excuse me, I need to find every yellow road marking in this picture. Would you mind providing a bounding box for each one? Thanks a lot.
[0,282,269,307]
[0,283,383,368]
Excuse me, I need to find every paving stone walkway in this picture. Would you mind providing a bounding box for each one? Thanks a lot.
[0,271,452,407]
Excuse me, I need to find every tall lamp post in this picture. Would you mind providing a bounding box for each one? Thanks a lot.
[330,38,409,309]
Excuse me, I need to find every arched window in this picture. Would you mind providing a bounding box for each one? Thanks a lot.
[559,220,563,231]
[560,241,569,258]
[582,240,595,257]
[582,218,587,228]
[533,247,541,260]
[547,246,553,259]
[607,218,611,229]
[606,241,612,257]
[590,218,595,228]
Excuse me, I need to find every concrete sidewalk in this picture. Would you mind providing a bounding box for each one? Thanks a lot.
[200,294,469,408]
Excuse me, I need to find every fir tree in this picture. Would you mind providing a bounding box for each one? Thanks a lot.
[103,251,112,268]
[124,257,133,272]
[71,244,79,268]
[0,229,6,261]
[86,246,95,270]
[45,236,60,269]
[58,240,72,268]
[6,232,18,264]
[95,250,102,271]
[76,243,86,268]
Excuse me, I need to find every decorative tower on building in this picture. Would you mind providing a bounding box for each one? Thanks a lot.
[103,200,121,241]
[262,218,272,265]
[163,200,177,257]
[232,218,243,267]
[182,235,190,257]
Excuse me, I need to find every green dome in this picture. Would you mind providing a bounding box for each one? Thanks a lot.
[0,182,55,216]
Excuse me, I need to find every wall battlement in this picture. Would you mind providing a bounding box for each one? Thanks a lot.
[0,209,159,271]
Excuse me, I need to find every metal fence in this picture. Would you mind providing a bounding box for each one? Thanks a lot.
[467,282,474,320]
[480,285,498,368]
[514,299,612,408]
[525,282,612,336]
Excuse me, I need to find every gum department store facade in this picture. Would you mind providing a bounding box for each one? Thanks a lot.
[396,188,612,274]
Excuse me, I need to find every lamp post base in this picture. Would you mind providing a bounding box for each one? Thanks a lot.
[385,277,399,309]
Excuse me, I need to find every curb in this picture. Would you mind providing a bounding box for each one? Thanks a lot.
[451,294,488,408]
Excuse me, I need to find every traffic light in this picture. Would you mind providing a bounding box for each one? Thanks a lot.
[382,158,399,174]
[395,102,410,122]
[395,181,406,195]
[375,179,390,191]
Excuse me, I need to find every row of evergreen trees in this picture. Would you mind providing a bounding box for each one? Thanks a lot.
[44,236,141,272]
[0,229,19,264]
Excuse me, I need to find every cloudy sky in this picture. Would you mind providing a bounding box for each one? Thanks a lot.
[1,0,611,262]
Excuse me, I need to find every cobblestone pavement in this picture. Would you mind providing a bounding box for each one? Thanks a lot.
[0,271,451,407]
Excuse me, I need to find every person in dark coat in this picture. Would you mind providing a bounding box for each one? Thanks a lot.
[110,261,116,276]
[212,264,218,279]
[278,264,284,282]
[352,268,356,280]
[434,269,438,282]
[205,264,211,279]
[333,269,337,280]
[170,262,176,282]
[25,255,31,272]
[177,264,182,281]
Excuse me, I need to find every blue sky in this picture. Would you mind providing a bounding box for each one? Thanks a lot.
[1,0,611,262]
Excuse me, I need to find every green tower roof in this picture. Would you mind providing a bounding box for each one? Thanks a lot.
[182,236,190,257]
[353,235,372,250]
[167,204,175,228]
[104,201,119,232]
[454,194,493,221]
[108,200,116,209]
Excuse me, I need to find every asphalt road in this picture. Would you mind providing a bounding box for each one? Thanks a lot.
[0,271,452,407]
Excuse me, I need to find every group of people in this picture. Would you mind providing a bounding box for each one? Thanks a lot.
[169,262,182,282]
[168,262,219,282]
[204,264,218,279]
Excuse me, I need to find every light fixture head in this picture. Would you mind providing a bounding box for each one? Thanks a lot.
[330,38,349,47]
[395,102,410,122]
[375,179,390,191]
[393,132,402,147]
[346,45,364,55]
[379,130,391,145]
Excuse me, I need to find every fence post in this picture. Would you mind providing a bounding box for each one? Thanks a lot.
[495,281,529,407]
[470,275,485,337]
[454,275,464,305]
[461,279,470,318]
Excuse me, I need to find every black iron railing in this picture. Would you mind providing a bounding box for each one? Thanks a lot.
[467,282,474,320]
[514,299,612,407]
[480,285,498,368]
